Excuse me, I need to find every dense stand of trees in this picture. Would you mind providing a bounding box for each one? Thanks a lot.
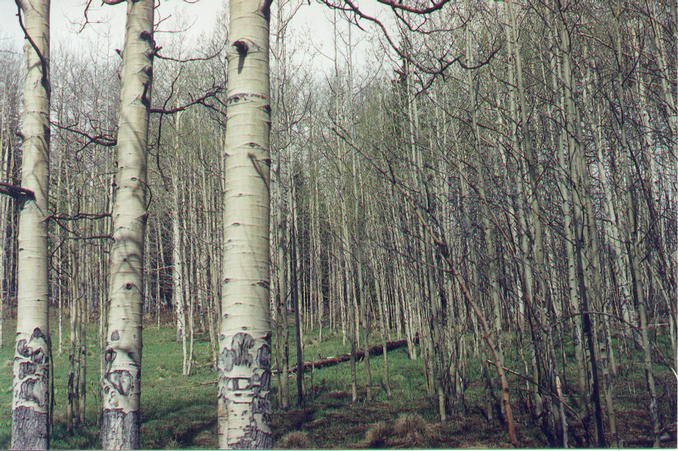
[0,0,675,449]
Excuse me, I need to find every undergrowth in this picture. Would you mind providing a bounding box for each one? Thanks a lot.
[0,317,675,449]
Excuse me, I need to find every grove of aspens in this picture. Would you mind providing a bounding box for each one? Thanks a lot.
[0,0,675,449]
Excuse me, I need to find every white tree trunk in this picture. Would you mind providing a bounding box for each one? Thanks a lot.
[0,91,9,350]
[12,1,51,448]
[101,0,154,448]
[218,0,273,447]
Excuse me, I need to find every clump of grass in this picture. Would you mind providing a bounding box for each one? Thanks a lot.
[277,431,312,449]
[165,437,180,449]
[364,421,390,448]
[393,412,430,445]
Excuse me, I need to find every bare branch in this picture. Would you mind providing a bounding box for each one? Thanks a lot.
[149,85,224,115]
[50,119,117,149]
[375,0,452,15]
[0,182,35,201]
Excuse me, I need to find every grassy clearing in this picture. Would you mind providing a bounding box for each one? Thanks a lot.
[0,317,675,448]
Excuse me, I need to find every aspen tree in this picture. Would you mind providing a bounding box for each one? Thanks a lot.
[67,191,80,432]
[607,3,662,444]
[506,2,563,439]
[0,91,9,349]
[155,223,163,329]
[171,110,190,374]
[218,0,273,447]
[100,0,154,448]
[309,126,322,342]
[555,8,608,445]
[11,0,51,448]
[172,113,186,346]
[199,144,220,368]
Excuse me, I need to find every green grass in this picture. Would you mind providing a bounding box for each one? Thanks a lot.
[0,317,675,449]
[0,318,218,449]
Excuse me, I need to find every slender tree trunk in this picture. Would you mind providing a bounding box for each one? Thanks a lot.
[291,202,304,406]
[217,0,273,447]
[375,271,392,399]
[0,93,9,350]
[172,109,186,351]
[156,223,162,329]
[79,269,87,426]
[101,0,154,448]
[12,1,51,448]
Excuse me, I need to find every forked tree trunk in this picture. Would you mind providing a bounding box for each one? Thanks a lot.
[12,1,51,449]
[217,0,273,447]
[101,0,154,448]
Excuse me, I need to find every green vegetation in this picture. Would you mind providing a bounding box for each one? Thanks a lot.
[0,318,675,448]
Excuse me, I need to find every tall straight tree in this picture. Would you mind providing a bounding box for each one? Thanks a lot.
[11,0,51,449]
[217,0,274,447]
[100,0,154,448]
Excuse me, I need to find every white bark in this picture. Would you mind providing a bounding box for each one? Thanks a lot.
[0,91,9,350]
[172,111,186,346]
[12,0,51,448]
[218,0,273,447]
[101,0,154,448]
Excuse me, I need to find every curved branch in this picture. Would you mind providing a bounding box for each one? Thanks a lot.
[376,0,452,15]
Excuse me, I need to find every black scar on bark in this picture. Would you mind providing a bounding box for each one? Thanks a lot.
[16,327,47,360]
[217,373,228,401]
[19,378,45,407]
[223,332,255,370]
[141,81,151,108]
[256,343,271,369]
[261,0,271,22]
[101,409,140,450]
[18,361,36,379]
[104,348,116,371]
[43,126,51,146]
[31,327,47,341]
[248,373,260,391]
[16,338,29,357]
[32,348,45,365]
[106,369,133,396]
[139,30,153,43]
[219,346,234,372]
[12,405,48,450]
[234,40,248,74]
[226,377,244,391]
[16,343,46,365]
[259,370,271,390]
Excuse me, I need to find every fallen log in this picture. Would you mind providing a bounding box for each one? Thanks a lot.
[278,338,412,374]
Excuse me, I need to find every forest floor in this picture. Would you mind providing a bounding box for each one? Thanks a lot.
[0,316,676,449]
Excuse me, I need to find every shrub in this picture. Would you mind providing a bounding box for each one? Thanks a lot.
[277,431,312,449]
[393,412,430,445]
[365,421,390,448]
